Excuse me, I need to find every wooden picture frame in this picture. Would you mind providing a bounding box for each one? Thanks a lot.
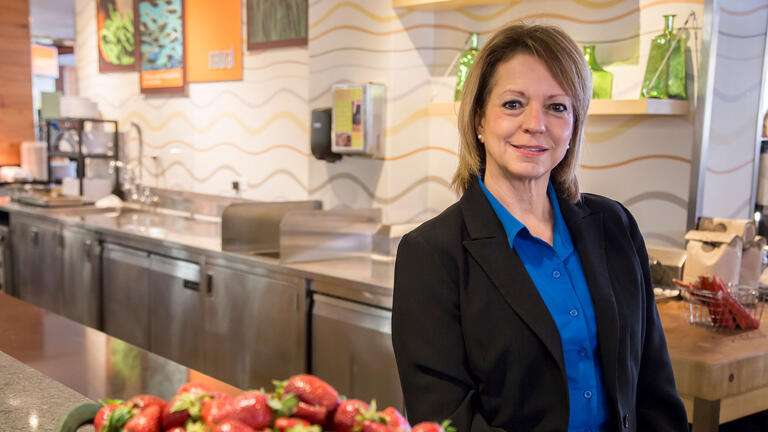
[97,0,138,72]
[247,0,308,50]
[136,0,186,94]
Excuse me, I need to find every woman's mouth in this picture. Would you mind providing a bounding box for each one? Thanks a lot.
[510,144,547,154]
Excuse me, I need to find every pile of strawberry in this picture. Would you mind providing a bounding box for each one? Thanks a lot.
[674,276,761,329]
[93,374,454,432]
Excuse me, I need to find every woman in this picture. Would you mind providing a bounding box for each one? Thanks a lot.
[392,23,687,432]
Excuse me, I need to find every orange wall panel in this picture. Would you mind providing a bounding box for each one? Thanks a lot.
[185,0,242,83]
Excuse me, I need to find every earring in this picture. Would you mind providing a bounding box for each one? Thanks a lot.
[477,134,483,142]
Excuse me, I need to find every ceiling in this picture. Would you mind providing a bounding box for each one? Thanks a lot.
[29,0,75,41]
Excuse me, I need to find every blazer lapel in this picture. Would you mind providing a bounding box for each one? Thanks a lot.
[558,196,621,411]
[460,180,566,375]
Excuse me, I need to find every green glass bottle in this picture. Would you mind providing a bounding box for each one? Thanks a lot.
[667,25,688,100]
[583,45,613,99]
[641,15,675,98]
[454,32,479,102]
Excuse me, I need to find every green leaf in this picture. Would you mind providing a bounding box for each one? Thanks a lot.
[98,398,125,406]
[102,405,134,432]
[267,392,299,417]
[272,379,287,398]
[170,392,209,420]
[185,420,210,432]
[286,426,322,432]
[441,419,456,432]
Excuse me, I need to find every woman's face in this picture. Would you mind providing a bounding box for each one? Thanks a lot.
[478,54,574,186]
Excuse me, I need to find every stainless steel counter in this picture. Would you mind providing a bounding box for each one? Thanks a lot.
[0,199,395,299]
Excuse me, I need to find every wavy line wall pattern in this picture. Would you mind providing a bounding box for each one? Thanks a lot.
[74,0,752,247]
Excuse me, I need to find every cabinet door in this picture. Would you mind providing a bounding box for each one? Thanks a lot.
[203,265,306,389]
[11,217,62,313]
[312,294,404,411]
[61,228,101,328]
[148,254,204,371]
[102,243,151,349]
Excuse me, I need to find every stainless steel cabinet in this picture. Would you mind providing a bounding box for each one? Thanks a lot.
[202,264,306,390]
[61,227,101,328]
[311,294,404,411]
[149,254,204,370]
[102,243,151,349]
[11,216,62,313]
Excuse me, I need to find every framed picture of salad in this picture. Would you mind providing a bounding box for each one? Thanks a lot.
[247,0,307,50]
[97,0,137,72]
[136,0,186,94]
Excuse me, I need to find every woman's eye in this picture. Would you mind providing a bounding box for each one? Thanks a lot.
[550,103,568,113]
[502,100,521,110]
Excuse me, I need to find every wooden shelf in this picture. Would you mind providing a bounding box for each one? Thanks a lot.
[428,99,690,118]
[588,99,689,115]
[393,0,511,10]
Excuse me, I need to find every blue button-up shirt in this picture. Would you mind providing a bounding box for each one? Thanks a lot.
[479,177,611,432]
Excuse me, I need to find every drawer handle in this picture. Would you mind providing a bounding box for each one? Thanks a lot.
[182,280,200,291]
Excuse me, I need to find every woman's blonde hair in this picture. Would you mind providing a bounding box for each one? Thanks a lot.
[451,23,591,202]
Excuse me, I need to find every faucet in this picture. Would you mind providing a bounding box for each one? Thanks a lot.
[109,122,158,208]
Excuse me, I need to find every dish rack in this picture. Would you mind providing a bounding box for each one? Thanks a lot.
[680,284,766,330]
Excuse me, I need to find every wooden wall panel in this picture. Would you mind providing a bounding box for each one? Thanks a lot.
[0,0,34,165]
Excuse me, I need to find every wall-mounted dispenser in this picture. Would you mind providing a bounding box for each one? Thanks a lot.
[311,108,341,162]
[331,83,385,158]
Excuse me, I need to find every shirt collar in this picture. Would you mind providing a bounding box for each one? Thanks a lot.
[478,176,575,259]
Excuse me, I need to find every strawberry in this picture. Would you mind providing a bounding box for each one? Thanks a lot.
[274,417,310,431]
[128,394,167,411]
[411,420,455,432]
[228,391,273,430]
[282,375,340,412]
[332,399,370,432]
[95,400,135,432]
[94,404,118,432]
[165,428,185,432]
[294,401,327,425]
[177,382,214,397]
[362,419,399,432]
[379,407,410,431]
[201,397,236,427]
[123,404,162,432]
[213,420,256,432]
[163,395,192,429]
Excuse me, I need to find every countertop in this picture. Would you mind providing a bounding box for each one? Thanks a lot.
[0,350,92,432]
[0,199,396,302]
[0,292,242,431]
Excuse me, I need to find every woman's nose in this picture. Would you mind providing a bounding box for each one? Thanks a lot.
[522,105,546,134]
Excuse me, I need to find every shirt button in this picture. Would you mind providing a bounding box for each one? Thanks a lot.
[569,309,579,317]
[578,347,588,357]
[583,390,592,399]
[552,270,561,279]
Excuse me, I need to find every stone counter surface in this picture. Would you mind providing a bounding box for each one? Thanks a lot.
[0,350,92,432]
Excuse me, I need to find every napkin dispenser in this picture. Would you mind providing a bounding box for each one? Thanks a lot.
[331,83,386,158]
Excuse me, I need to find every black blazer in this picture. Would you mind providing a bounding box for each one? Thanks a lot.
[392,179,687,431]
